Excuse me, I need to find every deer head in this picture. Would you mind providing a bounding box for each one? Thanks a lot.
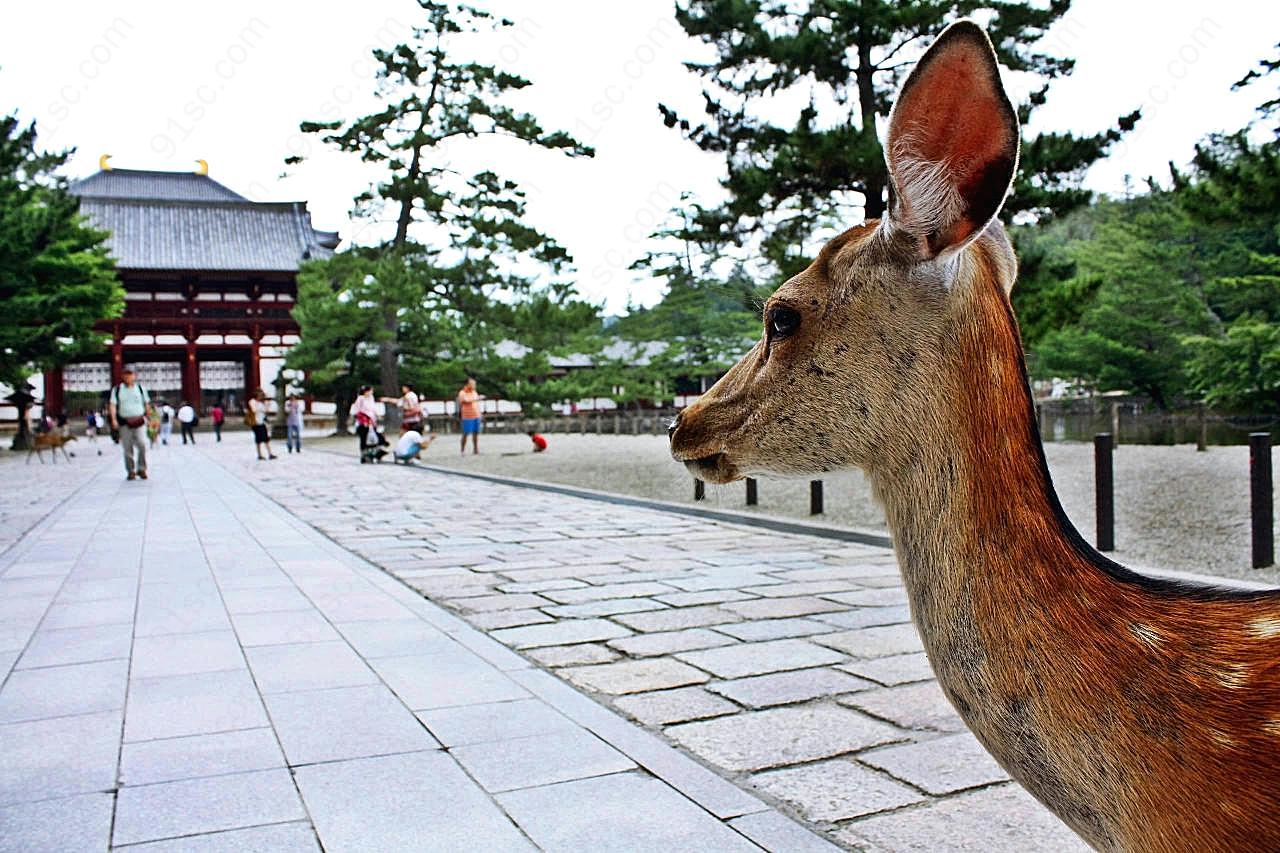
[670,21,1021,486]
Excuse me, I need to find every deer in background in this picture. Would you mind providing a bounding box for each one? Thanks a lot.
[669,21,1280,853]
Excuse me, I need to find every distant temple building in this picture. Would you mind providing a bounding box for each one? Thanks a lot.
[43,161,338,414]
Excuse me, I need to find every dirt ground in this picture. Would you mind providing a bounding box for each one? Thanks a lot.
[317,431,1279,585]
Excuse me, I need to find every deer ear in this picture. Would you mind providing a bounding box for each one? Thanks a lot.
[884,20,1019,259]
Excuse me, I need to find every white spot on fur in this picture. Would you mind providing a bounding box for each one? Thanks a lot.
[1208,728,1237,748]
[1217,664,1249,690]
[1128,623,1161,650]
[1246,616,1280,639]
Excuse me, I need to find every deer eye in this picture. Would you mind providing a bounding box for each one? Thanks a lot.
[768,306,801,340]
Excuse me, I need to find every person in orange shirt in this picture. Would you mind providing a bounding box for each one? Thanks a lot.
[456,377,484,455]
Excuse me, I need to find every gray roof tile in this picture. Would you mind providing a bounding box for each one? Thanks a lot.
[70,169,338,272]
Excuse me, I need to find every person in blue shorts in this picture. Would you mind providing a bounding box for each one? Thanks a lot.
[456,377,484,455]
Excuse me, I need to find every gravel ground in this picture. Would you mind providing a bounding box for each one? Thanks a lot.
[316,432,1279,585]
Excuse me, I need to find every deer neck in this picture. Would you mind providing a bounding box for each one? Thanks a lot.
[863,255,1135,845]
[868,257,1083,634]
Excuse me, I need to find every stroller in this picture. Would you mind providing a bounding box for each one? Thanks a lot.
[360,424,389,463]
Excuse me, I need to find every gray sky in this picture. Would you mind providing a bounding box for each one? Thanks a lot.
[2,1,1275,312]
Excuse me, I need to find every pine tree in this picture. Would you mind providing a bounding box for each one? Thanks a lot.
[0,112,121,448]
[660,1,1137,278]
[289,1,592,400]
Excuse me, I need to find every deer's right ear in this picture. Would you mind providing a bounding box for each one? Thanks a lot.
[883,21,1019,260]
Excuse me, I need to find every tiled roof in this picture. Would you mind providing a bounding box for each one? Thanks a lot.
[70,169,339,272]
[70,168,248,202]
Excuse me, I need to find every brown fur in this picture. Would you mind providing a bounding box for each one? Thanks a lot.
[670,20,1280,853]
[26,432,76,464]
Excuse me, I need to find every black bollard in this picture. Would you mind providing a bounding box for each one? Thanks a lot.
[810,480,824,515]
[745,477,758,506]
[1094,433,1114,552]
[1251,432,1274,568]
[694,479,705,502]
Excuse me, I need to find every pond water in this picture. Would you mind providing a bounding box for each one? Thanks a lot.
[1037,411,1278,446]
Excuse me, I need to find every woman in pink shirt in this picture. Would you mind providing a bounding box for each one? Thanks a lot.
[352,385,383,462]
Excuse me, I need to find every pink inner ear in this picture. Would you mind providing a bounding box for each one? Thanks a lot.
[891,43,1010,187]
[886,30,1018,255]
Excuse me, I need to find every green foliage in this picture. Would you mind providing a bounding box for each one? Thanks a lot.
[1184,316,1280,412]
[1028,194,1218,408]
[660,0,1136,280]
[285,251,387,430]
[1025,128,1280,411]
[0,112,121,392]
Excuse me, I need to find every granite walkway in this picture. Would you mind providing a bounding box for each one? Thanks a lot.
[220,443,1088,852]
[0,449,831,852]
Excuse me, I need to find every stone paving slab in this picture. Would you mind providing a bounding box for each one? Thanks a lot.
[0,449,824,851]
[205,445,1100,850]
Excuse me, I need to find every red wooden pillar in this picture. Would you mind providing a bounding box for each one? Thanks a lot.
[43,367,65,415]
[183,341,200,408]
[110,340,124,386]
[247,340,262,397]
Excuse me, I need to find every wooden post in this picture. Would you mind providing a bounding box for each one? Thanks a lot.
[247,339,262,395]
[111,339,124,386]
[1094,433,1114,552]
[1196,404,1207,452]
[1110,402,1120,443]
[745,477,758,506]
[42,367,65,417]
[1250,432,1274,569]
[810,480,824,515]
[694,479,705,501]
[183,341,200,409]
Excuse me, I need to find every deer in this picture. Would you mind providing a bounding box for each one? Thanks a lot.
[25,431,76,464]
[669,21,1280,853]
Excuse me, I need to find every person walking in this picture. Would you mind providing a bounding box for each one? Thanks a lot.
[456,377,484,455]
[211,402,224,442]
[158,402,174,445]
[177,401,197,444]
[248,389,277,461]
[285,394,304,453]
[107,366,153,480]
[85,409,103,456]
[381,384,423,434]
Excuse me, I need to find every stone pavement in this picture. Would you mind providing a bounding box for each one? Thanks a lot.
[223,444,1088,852]
[0,449,834,852]
[0,435,108,553]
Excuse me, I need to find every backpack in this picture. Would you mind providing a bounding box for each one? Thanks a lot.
[111,383,148,413]
[244,406,256,427]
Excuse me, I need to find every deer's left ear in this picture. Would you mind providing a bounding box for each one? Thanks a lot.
[883,20,1019,260]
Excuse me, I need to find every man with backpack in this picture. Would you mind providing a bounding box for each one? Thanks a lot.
[107,366,154,480]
